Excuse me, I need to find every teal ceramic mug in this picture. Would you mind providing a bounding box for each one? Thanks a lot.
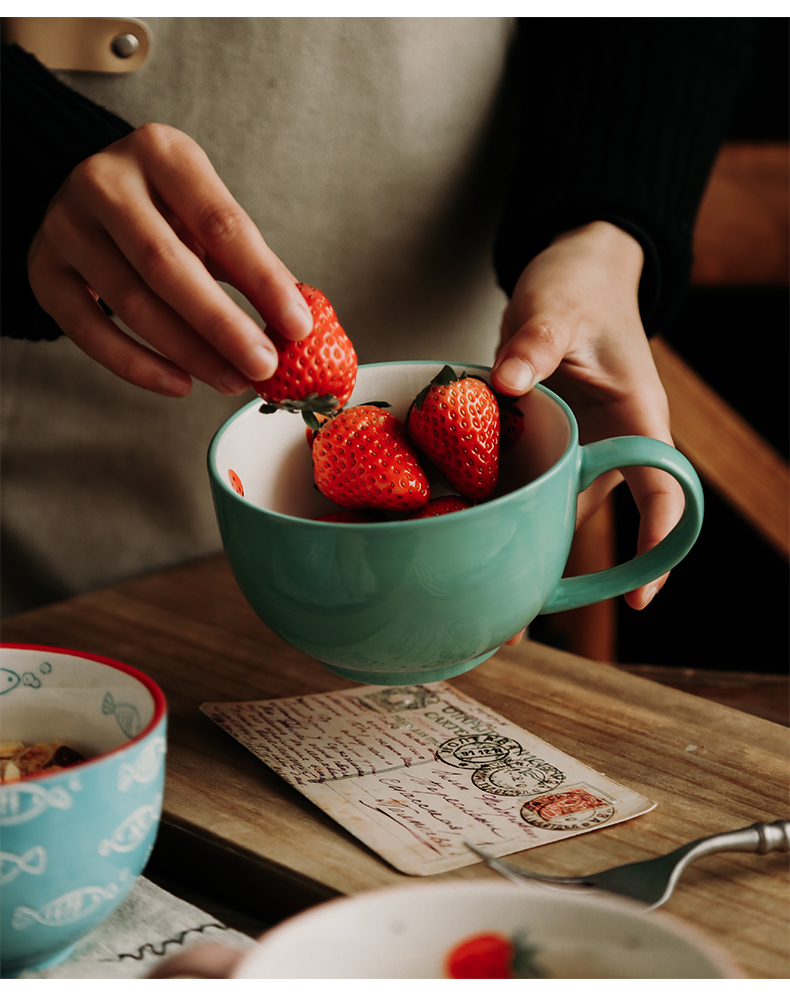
[208,361,703,685]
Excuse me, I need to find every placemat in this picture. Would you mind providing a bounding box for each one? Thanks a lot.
[17,876,255,979]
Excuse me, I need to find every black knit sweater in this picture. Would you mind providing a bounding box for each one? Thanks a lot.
[1,18,755,342]
[495,18,755,331]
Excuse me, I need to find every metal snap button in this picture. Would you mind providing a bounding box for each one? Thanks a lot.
[111,33,140,59]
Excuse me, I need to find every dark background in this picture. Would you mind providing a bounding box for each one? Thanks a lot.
[538,22,790,675]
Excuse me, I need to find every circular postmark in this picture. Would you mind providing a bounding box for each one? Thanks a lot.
[520,788,615,831]
[472,753,565,797]
[360,686,440,713]
[436,733,521,769]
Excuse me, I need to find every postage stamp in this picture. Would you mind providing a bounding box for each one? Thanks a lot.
[519,787,615,830]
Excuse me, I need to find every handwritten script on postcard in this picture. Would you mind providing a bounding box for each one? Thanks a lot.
[201,682,655,876]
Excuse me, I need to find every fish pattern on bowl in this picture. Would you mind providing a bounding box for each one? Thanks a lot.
[0,645,167,976]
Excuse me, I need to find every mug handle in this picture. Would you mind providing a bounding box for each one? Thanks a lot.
[540,436,704,615]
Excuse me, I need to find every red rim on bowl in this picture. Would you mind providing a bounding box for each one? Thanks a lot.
[0,644,167,781]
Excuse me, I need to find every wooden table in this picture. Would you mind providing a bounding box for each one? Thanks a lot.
[2,554,788,978]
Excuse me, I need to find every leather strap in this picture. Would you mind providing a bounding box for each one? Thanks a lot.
[2,16,151,73]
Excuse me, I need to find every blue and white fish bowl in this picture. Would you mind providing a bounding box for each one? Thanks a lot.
[0,645,167,976]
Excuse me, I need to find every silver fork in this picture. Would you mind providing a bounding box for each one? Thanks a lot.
[466,820,790,910]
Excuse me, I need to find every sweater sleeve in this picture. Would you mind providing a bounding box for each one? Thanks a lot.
[1,43,136,341]
[493,18,757,334]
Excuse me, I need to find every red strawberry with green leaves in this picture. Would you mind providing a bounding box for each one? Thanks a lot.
[445,931,544,979]
[254,284,357,425]
[408,496,473,519]
[312,405,430,511]
[445,932,514,979]
[407,366,499,501]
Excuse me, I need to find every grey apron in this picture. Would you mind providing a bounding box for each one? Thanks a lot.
[1,17,515,614]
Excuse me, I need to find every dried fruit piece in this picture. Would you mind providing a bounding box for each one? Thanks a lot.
[0,740,86,782]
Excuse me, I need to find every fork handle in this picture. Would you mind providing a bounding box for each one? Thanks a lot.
[753,820,790,854]
[681,820,789,865]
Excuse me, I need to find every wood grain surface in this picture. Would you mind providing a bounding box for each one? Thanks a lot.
[2,554,788,978]
[651,335,790,560]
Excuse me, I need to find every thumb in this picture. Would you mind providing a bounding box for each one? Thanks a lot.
[490,319,567,397]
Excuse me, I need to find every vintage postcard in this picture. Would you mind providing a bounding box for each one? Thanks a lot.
[201,682,655,876]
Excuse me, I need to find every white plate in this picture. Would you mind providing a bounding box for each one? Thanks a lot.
[233,880,743,979]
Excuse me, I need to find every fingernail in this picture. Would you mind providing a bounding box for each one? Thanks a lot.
[245,344,278,380]
[158,369,192,396]
[282,298,314,341]
[642,584,659,606]
[494,357,535,395]
[219,369,251,395]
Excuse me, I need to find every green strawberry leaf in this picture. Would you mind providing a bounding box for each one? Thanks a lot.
[413,386,430,412]
[430,365,458,386]
[413,366,459,412]
[511,933,545,979]
[259,392,342,417]
[283,393,342,414]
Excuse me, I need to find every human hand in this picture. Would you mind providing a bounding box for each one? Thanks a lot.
[27,123,313,396]
[490,221,684,629]
[145,942,244,978]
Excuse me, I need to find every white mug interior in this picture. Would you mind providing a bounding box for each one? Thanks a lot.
[212,361,573,518]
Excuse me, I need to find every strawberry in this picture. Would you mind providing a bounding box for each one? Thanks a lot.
[312,405,430,511]
[254,284,357,425]
[445,931,544,980]
[408,496,473,519]
[499,397,525,451]
[445,933,515,979]
[407,366,499,501]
